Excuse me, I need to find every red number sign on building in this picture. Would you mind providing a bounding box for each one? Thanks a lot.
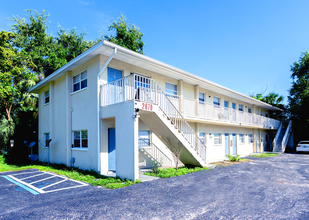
[142,103,153,111]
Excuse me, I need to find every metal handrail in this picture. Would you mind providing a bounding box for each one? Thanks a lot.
[195,100,280,129]
[272,122,282,151]
[138,137,173,164]
[101,74,207,161]
[281,120,292,152]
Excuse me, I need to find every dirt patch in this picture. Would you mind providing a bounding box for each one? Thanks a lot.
[211,159,251,167]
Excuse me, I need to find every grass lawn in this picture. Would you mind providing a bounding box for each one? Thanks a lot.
[0,155,140,189]
[144,166,209,178]
[250,153,280,158]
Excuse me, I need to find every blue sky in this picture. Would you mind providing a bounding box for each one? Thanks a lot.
[1,0,309,104]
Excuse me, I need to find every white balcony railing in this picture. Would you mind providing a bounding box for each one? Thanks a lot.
[100,74,280,130]
[183,98,280,129]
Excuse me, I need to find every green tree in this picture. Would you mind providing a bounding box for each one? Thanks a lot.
[11,10,93,78]
[104,14,144,54]
[288,52,309,141]
[250,92,285,120]
[56,27,94,63]
[0,31,37,146]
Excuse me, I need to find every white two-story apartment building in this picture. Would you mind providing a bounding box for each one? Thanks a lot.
[29,41,286,181]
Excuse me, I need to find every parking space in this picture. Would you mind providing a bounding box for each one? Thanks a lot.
[2,169,88,195]
[2,154,309,219]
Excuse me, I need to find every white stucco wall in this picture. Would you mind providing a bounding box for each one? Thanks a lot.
[37,50,275,177]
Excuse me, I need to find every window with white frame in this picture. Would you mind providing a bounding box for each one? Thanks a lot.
[73,130,88,148]
[165,82,178,98]
[199,92,205,104]
[139,130,151,148]
[248,107,252,113]
[199,132,205,144]
[44,133,50,147]
[44,90,50,104]
[214,133,221,145]
[239,134,244,144]
[213,97,220,106]
[73,71,87,92]
[248,134,253,143]
[239,104,244,112]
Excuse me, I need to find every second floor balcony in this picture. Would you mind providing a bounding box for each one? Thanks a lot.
[168,96,279,129]
[100,74,280,130]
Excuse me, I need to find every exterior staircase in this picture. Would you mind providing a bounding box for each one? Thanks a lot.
[272,121,292,153]
[102,74,207,167]
[139,138,173,167]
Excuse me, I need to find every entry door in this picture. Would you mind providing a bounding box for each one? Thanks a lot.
[108,67,122,83]
[108,68,123,103]
[232,103,236,122]
[232,133,236,155]
[224,101,229,120]
[225,134,229,155]
[108,128,116,171]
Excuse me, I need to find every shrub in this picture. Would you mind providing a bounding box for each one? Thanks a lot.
[151,159,161,174]
[227,154,241,162]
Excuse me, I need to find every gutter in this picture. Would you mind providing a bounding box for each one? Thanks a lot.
[97,47,117,172]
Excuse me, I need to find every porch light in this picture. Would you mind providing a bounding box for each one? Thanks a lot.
[10,140,14,148]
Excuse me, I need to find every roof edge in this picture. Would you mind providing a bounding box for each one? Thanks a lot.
[29,41,104,93]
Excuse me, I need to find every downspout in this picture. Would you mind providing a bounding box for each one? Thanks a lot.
[97,47,117,172]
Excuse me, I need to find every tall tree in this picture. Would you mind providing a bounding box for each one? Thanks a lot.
[0,31,37,146]
[104,14,144,54]
[11,10,92,78]
[250,92,285,120]
[56,27,94,63]
[288,52,309,141]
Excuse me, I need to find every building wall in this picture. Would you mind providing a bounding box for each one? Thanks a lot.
[70,55,100,171]
[198,123,255,162]
[38,55,101,171]
[38,84,51,162]
[37,52,275,175]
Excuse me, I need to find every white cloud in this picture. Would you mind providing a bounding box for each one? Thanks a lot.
[77,0,94,5]
[92,12,114,36]
[0,14,14,31]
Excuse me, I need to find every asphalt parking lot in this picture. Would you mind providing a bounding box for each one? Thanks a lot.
[1,153,309,219]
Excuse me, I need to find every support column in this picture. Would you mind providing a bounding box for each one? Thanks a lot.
[194,85,199,116]
[195,123,199,151]
[115,102,139,181]
[178,80,183,113]
[258,129,262,153]
[252,128,256,152]
[49,81,54,163]
[66,72,72,167]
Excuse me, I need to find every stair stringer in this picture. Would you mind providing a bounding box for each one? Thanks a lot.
[273,121,292,153]
[138,103,206,167]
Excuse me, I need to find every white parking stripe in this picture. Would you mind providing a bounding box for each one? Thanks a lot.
[29,175,63,185]
[40,179,67,190]
[45,184,88,193]
[9,171,41,176]
[19,173,46,180]
[6,171,89,194]
[8,175,45,194]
